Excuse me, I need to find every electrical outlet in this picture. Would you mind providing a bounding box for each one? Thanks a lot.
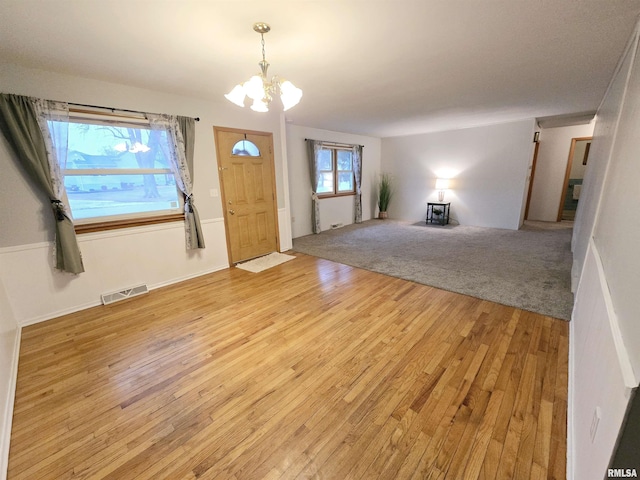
[590,406,601,443]
[210,189,219,197]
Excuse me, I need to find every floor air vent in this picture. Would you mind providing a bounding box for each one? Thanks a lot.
[101,284,149,305]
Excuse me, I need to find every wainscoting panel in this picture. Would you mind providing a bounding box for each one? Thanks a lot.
[0,327,19,480]
[0,219,229,327]
[569,239,636,479]
[278,207,293,252]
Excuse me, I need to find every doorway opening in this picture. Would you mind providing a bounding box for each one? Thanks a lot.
[558,137,592,221]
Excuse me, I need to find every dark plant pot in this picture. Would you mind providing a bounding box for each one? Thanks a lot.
[378,211,388,219]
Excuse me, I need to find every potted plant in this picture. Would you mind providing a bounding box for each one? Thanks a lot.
[377,173,393,219]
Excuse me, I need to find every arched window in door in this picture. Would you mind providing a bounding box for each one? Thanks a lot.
[231,139,260,157]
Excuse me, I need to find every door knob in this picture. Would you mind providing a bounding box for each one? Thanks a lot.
[228,209,235,215]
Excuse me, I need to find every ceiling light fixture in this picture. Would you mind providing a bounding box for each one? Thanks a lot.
[225,22,302,112]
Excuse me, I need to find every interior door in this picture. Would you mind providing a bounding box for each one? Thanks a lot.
[557,136,592,221]
[214,127,279,264]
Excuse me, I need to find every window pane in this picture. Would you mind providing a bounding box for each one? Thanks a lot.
[337,150,353,171]
[58,118,183,224]
[231,139,260,156]
[318,149,332,171]
[65,122,171,170]
[337,172,354,192]
[64,174,181,220]
[316,172,334,194]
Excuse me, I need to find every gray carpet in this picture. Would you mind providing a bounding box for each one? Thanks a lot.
[292,220,574,320]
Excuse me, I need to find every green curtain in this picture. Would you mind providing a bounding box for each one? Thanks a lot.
[0,94,84,273]
[178,116,195,179]
[177,115,205,249]
[166,115,205,249]
[306,139,322,234]
[353,145,363,224]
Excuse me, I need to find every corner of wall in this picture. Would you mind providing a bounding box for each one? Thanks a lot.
[0,327,20,480]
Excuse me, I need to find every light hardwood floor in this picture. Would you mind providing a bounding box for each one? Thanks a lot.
[8,253,568,479]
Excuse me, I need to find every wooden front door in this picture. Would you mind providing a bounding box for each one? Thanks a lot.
[214,127,279,264]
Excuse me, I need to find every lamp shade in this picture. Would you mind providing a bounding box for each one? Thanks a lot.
[435,178,450,190]
[224,85,247,107]
[244,76,266,101]
[250,99,269,112]
[280,80,303,111]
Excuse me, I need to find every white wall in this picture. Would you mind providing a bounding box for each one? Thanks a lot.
[569,20,640,480]
[527,123,594,222]
[592,35,640,376]
[286,124,381,238]
[572,32,636,289]
[0,278,19,480]
[380,119,536,230]
[0,62,292,328]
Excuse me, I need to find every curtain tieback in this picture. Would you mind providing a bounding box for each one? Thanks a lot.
[311,192,318,201]
[185,194,194,213]
[50,200,67,221]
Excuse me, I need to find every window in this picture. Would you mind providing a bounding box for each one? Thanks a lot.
[316,146,355,197]
[231,139,260,157]
[54,112,183,232]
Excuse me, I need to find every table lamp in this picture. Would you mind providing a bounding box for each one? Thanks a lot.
[435,178,450,202]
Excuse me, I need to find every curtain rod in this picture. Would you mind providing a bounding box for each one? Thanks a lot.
[69,102,200,122]
[305,138,364,148]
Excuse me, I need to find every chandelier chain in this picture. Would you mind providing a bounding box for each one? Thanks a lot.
[261,34,266,64]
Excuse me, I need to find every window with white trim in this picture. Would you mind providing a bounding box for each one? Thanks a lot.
[55,111,183,231]
[316,145,355,197]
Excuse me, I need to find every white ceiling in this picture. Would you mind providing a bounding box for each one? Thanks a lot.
[1,1,639,137]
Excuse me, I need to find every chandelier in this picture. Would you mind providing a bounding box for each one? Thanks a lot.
[225,22,303,112]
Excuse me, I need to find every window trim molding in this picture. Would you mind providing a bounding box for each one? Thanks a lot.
[316,145,356,198]
[317,191,356,199]
[74,213,184,234]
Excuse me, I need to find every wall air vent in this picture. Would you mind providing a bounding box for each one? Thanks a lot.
[101,284,149,305]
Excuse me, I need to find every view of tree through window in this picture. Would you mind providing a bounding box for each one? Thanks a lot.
[57,117,182,222]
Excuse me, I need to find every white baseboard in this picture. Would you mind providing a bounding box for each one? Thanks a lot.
[18,262,230,328]
[0,327,21,480]
[148,264,229,291]
[19,300,102,328]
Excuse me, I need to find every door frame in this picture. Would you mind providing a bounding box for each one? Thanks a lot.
[524,139,541,220]
[556,136,592,222]
[213,126,281,265]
